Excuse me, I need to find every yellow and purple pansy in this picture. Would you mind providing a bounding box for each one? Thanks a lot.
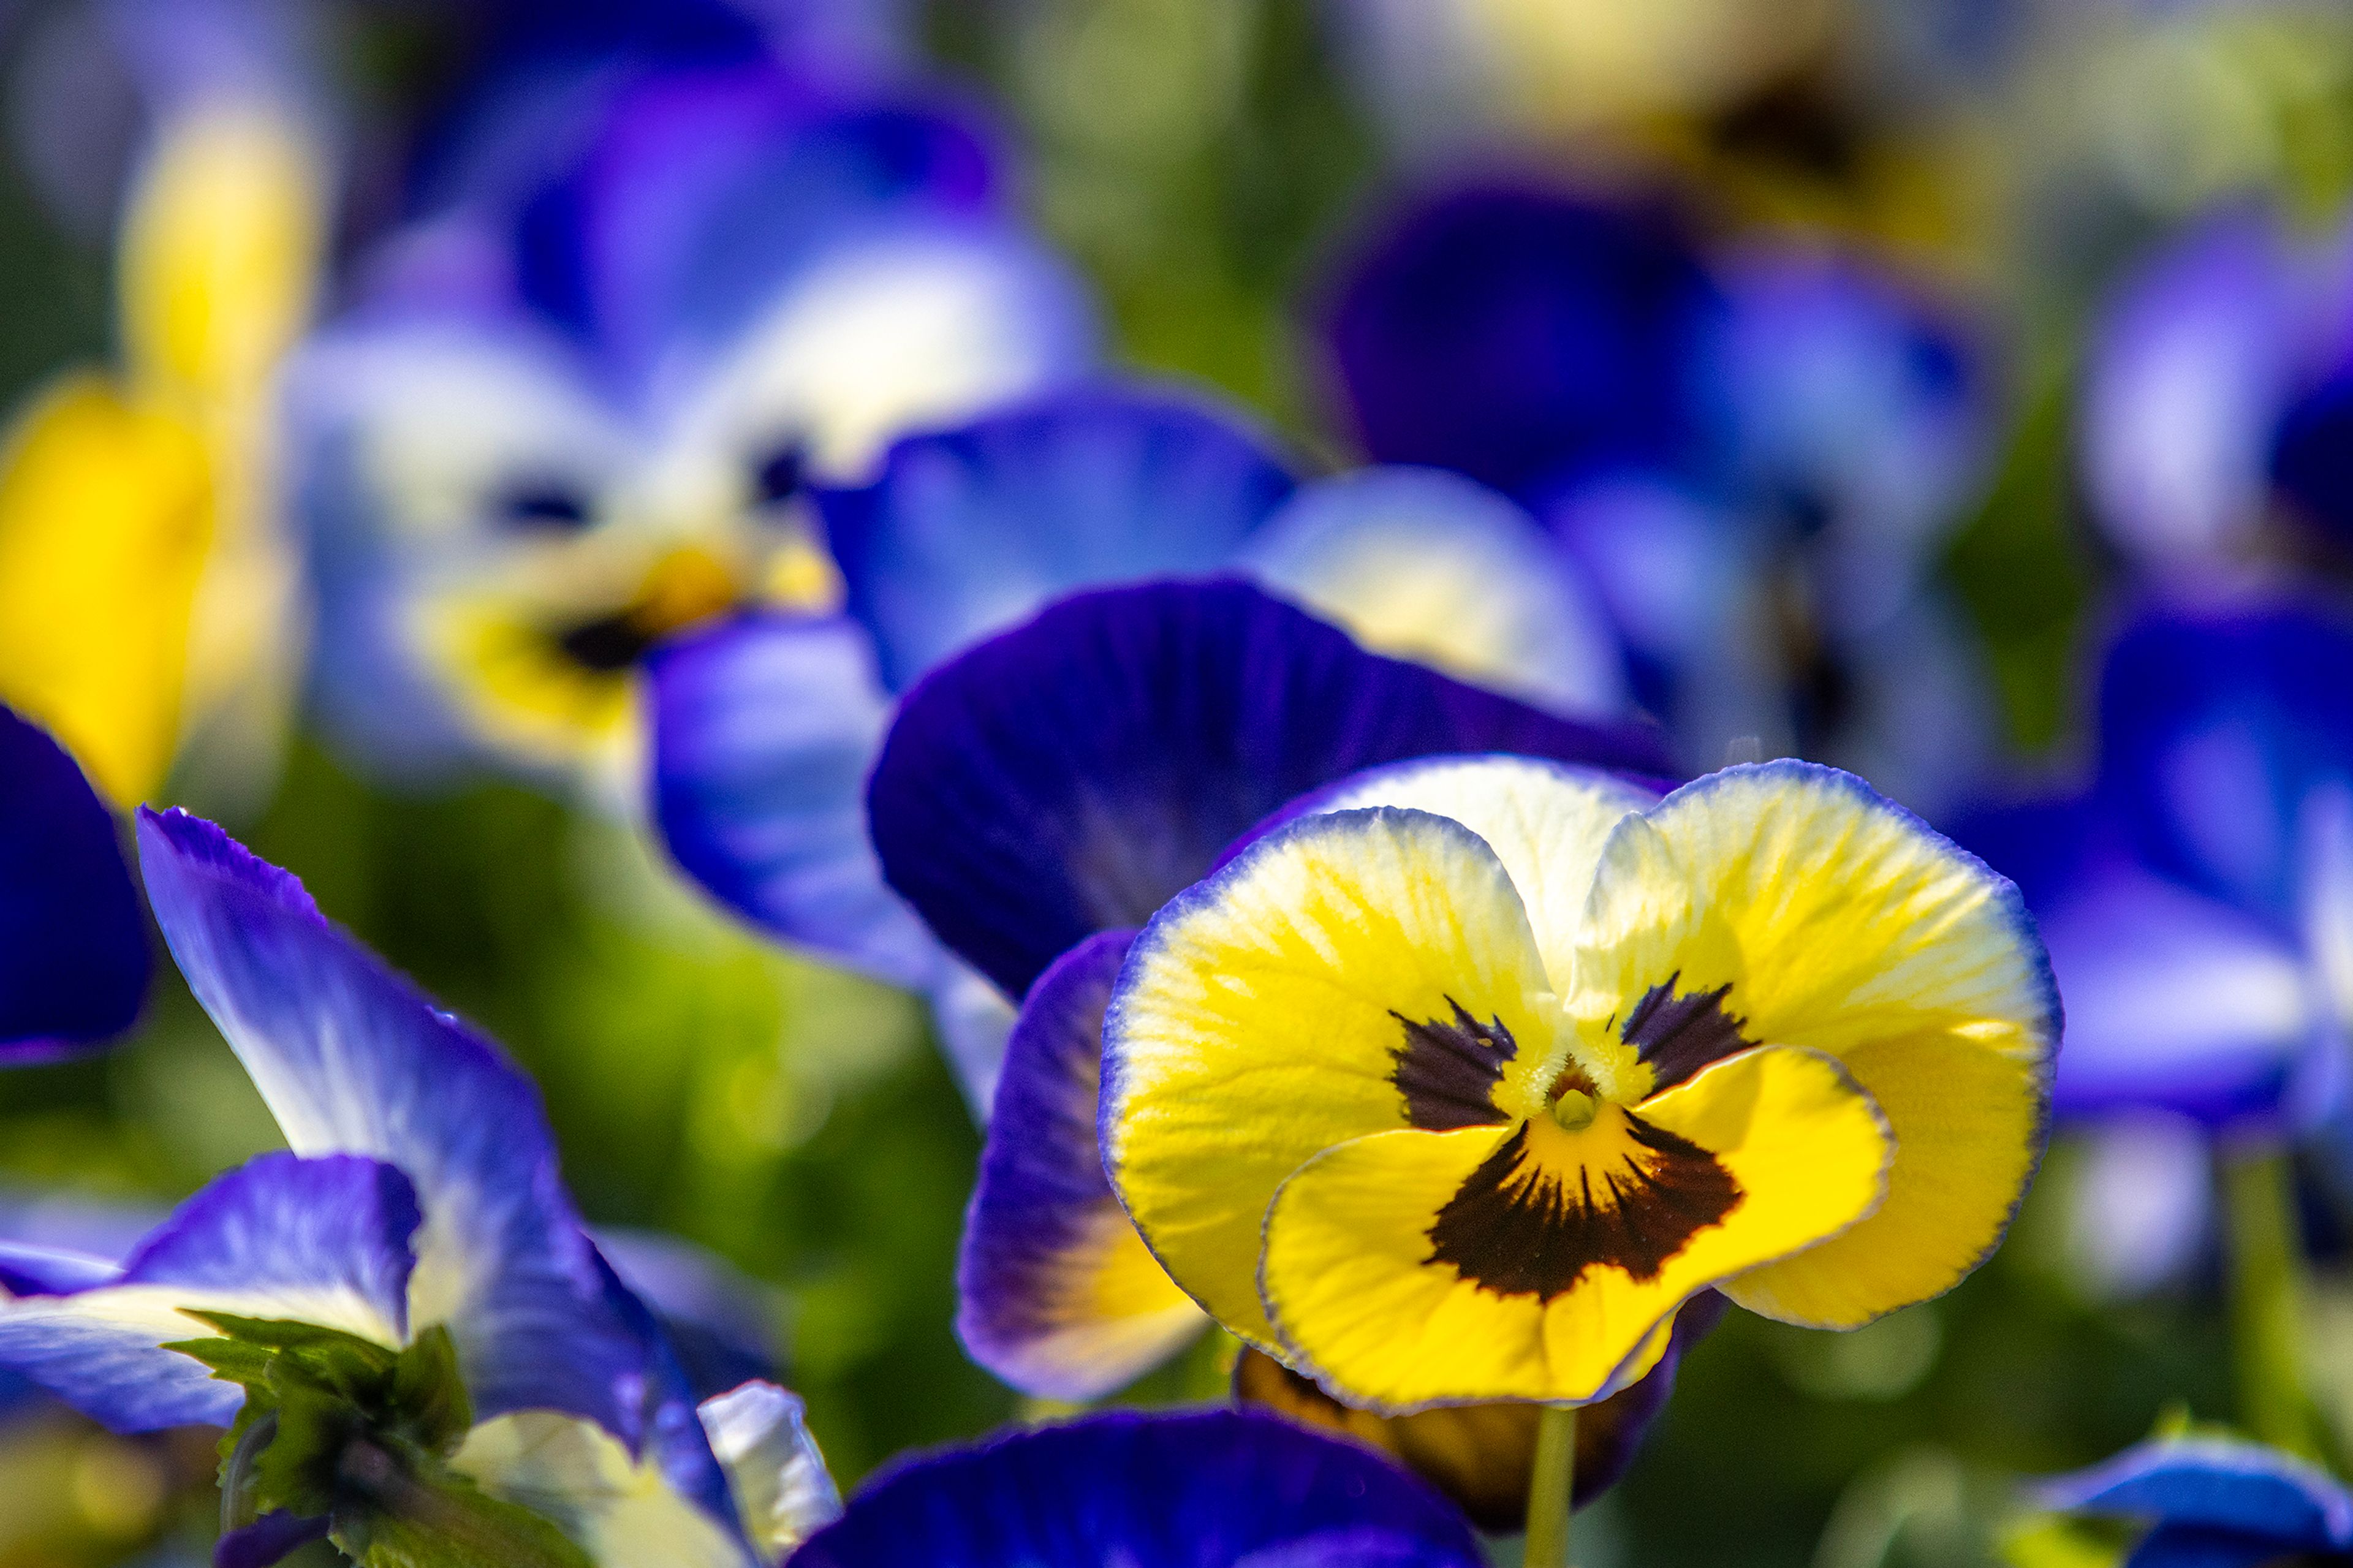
[1101,754,2056,1408]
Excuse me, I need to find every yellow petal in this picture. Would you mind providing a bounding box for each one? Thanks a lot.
[1569,760,2057,1327]
[1259,1044,1889,1409]
[1313,753,1656,1104]
[1103,806,1559,1349]
[0,374,211,804]
[119,104,322,409]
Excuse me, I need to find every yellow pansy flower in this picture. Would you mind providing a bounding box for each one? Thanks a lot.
[1102,755,2056,1410]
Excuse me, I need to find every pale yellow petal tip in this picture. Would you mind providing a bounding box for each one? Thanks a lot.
[120,102,326,407]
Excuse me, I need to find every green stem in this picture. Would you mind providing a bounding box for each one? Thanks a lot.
[2222,1147,2319,1458]
[1524,1403,1578,1568]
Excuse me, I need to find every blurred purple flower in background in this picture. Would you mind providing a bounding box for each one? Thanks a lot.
[1319,181,2003,812]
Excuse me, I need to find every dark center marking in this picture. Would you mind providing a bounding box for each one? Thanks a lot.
[1390,998,1516,1131]
[552,607,663,673]
[1425,1118,1741,1300]
[1621,973,1756,1093]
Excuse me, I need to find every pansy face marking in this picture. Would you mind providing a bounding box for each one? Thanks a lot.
[1103,755,2056,1411]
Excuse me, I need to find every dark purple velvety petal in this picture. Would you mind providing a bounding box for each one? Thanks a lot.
[1319,184,1720,501]
[957,930,1205,1401]
[868,579,1672,1000]
[2042,1436,2353,1555]
[0,704,148,1062]
[2093,602,2353,930]
[135,810,655,1444]
[822,385,1299,691]
[214,1509,332,1568]
[2273,365,2353,550]
[790,1407,1482,1568]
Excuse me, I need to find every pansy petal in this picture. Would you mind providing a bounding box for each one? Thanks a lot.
[0,704,148,1061]
[699,1381,843,1558]
[0,1151,419,1431]
[453,1412,756,1568]
[1571,762,2057,1329]
[789,1408,1483,1568]
[597,1229,781,1402]
[135,809,650,1437]
[2042,1436,2353,1551]
[0,372,211,806]
[648,612,941,988]
[2080,209,2299,565]
[1319,186,1719,500]
[1103,806,1558,1349]
[959,930,1205,1401]
[2125,1524,2300,1568]
[822,387,1295,691]
[870,578,1673,1001]
[1236,465,1626,713]
[1233,1291,1725,1527]
[213,1509,332,1568]
[2094,605,2353,928]
[1261,1044,1887,1408]
[1298,753,1657,1021]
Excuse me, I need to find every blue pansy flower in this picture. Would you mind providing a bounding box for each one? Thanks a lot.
[844,578,1691,1511]
[791,1407,1483,1568]
[2039,1435,2353,1568]
[0,809,835,1566]
[1965,603,2353,1135]
[1959,600,2353,1292]
[2080,203,2353,575]
[1319,183,2001,812]
[650,385,1637,1093]
[287,54,1096,795]
[0,703,149,1063]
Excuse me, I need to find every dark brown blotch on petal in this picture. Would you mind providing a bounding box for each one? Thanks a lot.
[1390,998,1517,1131]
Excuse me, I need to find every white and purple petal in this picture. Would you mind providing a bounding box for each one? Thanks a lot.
[866,578,1673,1001]
[0,1151,420,1432]
[0,705,149,1062]
[820,386,1295,691]
[957,930,1205,1401]
[790,1408,1482,1568]
[135,809,651,1439]
[1236,464,1627,715]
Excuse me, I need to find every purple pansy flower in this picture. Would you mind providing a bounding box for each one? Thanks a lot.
[2039,1435,2353,1568]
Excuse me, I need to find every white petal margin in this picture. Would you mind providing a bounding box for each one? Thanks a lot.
[699,1381,844,1558]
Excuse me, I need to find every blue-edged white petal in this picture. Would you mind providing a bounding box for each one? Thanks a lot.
[134,809,651,1439]
[821,387,1294,691]
[867,578,1674,1001]
[790,1408,1483,1568]
[1237,465,1626,714]
[0,704,148,1061]
[0,1151,419,1431]
[1319,185,1721,501]
[2080,209,2302,567]
[648,612,943,988]
[2041,1437,2353,1559]
[957,930,1205,1401]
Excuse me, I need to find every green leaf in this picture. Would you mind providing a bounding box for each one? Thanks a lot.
[389,1326,473,1455]
[163,1333,276,1389]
